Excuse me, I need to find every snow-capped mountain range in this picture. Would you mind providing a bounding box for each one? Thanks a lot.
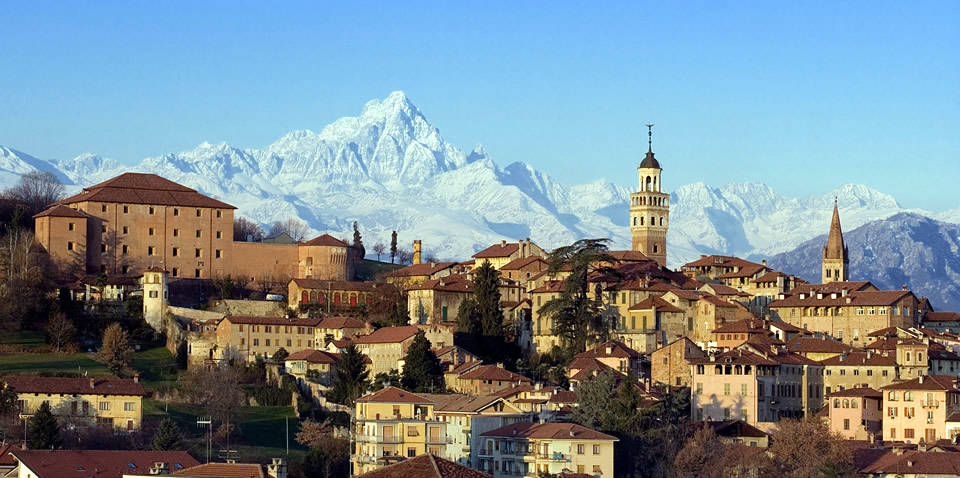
[1,92,958,271]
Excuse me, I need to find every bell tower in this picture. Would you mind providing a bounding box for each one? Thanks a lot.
[822,199,849,283]
[629,124,669,266]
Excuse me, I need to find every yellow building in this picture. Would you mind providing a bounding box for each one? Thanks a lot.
[353,325,453,376]
[214,315,321,361]
[629,125,669,267]
[5,375,145,430]
[352,387,449,475]
[529,281,565,354]
[288,278,395,313]
[623,295,687,352]
[881,375,960,444]
[283,349,342,387]
[407,276,473,326]
[818,351,898,395]
[472,239,546,271]
[479,421,617,478]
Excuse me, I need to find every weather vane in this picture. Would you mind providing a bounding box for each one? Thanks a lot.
[645,123,654,152]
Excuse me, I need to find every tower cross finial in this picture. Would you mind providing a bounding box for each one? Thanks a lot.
[646,124,655,153]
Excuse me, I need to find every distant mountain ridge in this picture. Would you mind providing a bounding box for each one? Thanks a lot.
[767,213,960,312]
[1,92,957,276]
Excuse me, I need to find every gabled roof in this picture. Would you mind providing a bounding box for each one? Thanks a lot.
[33,204,88,219]
[317,316,367,330]
[827,387,882,398]
[818,351,896,367]
[712,319,770,335]
[689,350,779,366]
[386,262,458,278]
[857,448,960,475]
[11,450,198,478]
[422,394,518,414]
[786,336,853,354]
[926,311,960,323]
[628,295,683,313]
[481,422,617,441]
[473,242,519,258]
[576,340,641,359]
[354,454,492,478]
[60,172,235,209]
[353,325,420,344]
[300,234,349,247]
[699,294,737,308]
[715,264,769,279]
[606,250,654,263]
[291,278,390,292]
[407,276,473,293]
[174,462,265,477]
[221,315,322,327]
[3,375,145,396]
[697,419,768,438]
[356,386,432,404]
[529,280,565,294]
[682,255,763,270]
[285,349,339,364]
[458,365,531,383]
[499,256,548,271]
[881,375,960,392]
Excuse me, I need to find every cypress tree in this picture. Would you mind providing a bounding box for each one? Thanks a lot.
[389,231,398,264]
[329,344,370,405]
[473,261,503,338]
[400,331,444,393]
[152,417,183,450]
[352,222,365,259]
[28,401,61,449]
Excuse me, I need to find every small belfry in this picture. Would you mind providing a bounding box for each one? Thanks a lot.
[629,124,669,266]
[822,198,849,283]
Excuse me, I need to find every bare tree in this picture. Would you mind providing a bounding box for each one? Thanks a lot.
[268,218,309,242]
[395,248,413,265]
[233,216,264,242]
[179,363,245,426]
[256,273,291,297]
[45,313,77,353]
[372,242,386,261]
[4,171,64,217]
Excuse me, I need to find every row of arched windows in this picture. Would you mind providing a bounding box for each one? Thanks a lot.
[641,175,660,192]
[630,195,668,207]
[300,290,368,306]
[632,216,666,226]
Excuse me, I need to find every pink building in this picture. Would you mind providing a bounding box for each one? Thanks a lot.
[826,387,882,440]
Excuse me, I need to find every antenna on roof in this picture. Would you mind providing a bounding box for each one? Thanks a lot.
[646,124,655,153]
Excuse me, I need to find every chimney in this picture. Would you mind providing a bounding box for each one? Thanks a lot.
[413,240,422,265]
[920,375,924,384]
[902,284,908,291]
[799,293,806,300]
[133,373,140,383]
[501,240,506,247]
[89,378,95,389]
[761,259,767,266]
[841,289,848,297]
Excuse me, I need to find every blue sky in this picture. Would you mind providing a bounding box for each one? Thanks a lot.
[1,1,957,210]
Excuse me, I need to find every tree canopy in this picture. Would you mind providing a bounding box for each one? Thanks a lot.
[400,331,444,393]
[328,344,370,405]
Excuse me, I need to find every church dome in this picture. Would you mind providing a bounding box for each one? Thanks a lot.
[639,151,660,169]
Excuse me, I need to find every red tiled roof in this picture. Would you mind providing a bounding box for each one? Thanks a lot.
[666,288,701,301]
[881,375,960,391]
[628,295,683,313]
[786,336,853,354]
[712,319,770,334]
[4,375,145,396]
[0,443,19,467]
[606,250,654,263]
[386,262,458,278]
[754,271,788,283]
[354,454,492,478]
[827,387,882,398]
[699,294,737,308]
[819,351,896,367]
[499,256,547,271]
[222,315,322,327]
[300,234,349,247]
[285,349,339,364]
[291,278,391,292]
[482,422,617,441]
[33,204,88,219]
[60,172,235,209]
[689,350,779,366]
[576,340,641,359]
[175,462,265,477]
[682,255,763,269]
[529,280,565,294]
[353,325,420,344]
[11,450,199,478]
[473,242,519,258]
[858,448,960,475]
[357,386,432,404]
[317,316,367,330]
[715,264,768,279]
[458,365,531,383]
[771,289,914,308]
[408,276,474,293]
[926,311,960,323]
[704,283,752,297]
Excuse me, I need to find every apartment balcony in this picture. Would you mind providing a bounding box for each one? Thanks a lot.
[536,452,570,462]
[426,435,453,445]
[922,400,940,409]
[353,455,379,464]
[478,449,493,457]
[354,434,402,444]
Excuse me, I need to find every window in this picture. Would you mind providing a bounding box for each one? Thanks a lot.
[67,241,74,251]
[216,210,222,218]
[123,205,128,213]
[843,418,850,430]
[101,204,107,212]
[196,208,202,217]
[172,268,179,277]
[904,428,915,439]
[68,222,74,231]
[888,407,897,417]
[195,248,201,258]
[216,231,222,239]
[173,228,179,237]
[196,229,201,238]
[122,226,128,234]
[253,339,259,346]
[905,392,914,401]
[741,384,748,396]
[149,227,155,236]
[407,448,416,458]
[149,291,158,298]
[172,247,179,257]
[215,249,222,259]
[99,401,111,411]
[149,207,154,214]
[265,339,271,346]
[593,445,600,455]
[124,402,136,411]
[173,208,180,216]
[122,245,128,255]
[724,384,730,395]
[577,444,584,454]
[148,246,155,256]
[194,269,201,278]
[100,244,107,253]
[696,383,703,394]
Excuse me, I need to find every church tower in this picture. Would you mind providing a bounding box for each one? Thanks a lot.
[630,125,669,266]
[822,199,849,283]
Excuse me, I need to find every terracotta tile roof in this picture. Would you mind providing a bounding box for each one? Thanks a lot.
[408,276,474,293]
[60,172,235,209]
[818,351,896,367]
[33,204,88,219]
[628,295,683,313]
[699,294,737,308]
[354,325,421,344]
[499,256,547,271]
[606,250,654,262]
[386,262,458,278]
[447,361,482,375]
[421,394,510,413]
[491,383,535,399]
[0,443,19,467]
[696,419,768,438]
[357,386,433,404]
[3,375,145,396]
[666,288,701,301]
[175,462,265,477]
[768,321,805,333]
[926,311,960,322]
[291,278,390,292]
[715,264,768,279]
[754,271,788,283]
[682,255,763,269]
[317,316,367,329]
[298,234,348,247]
[689,350,779,366]
[791,281,875,295]
[458,365,531,383]
[771,288,915,308]
[221,315,321,327]
[786,336,853,354]
[481,422,617,441]
[827,386,882,398]
[473,242,520,258]
[354,454,492,478]
[743,334,785,348]
[529,280,566,294]
[285,349,339,364]
[858,448,960,475]
[703,283,752,297]
[11,450,198,478]
[882,375,960,391]
[576,340,641,359]
[712,319,769,334]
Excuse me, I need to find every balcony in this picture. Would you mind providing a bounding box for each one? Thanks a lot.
[922,400,940,409]
[354,434,402,444]
[478,449,493,457]
[426,435,453,445]
[536,452,570,462]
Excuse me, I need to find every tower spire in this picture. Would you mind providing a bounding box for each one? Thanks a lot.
[646,123,654,153]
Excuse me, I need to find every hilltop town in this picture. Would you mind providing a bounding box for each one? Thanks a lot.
[1,136,959,478]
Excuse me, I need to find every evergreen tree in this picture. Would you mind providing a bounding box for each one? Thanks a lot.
[329,344,370,405]
[390,294,410,326]
[28,401,61,449]
[540,239,618,354]
[352,222,365,259]
[0,383,17,417]
[152,417,183,450]
[271,347,289,362]
[456,297,482,336]
[98,322,132,375]
[400,331,444,393]
[389,231,398,264]
[473,261,503,337]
